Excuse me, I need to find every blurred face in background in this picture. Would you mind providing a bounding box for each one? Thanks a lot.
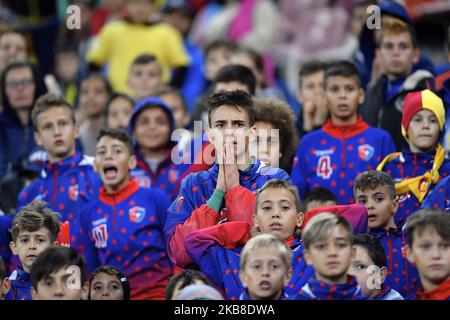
[0,32,27,69]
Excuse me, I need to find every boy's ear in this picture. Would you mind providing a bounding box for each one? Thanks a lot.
[248,126,257,139]
[239,270,248,289]
[413,48,420,65]
[358,88,365,105]
[74,123,80,139]
[128,154,137,170]
[391,196,399,214]
[93,158,100,174]
[379,266,387,285]
[2,278,11,296]
[34,131,43,147]
[304,249,312,265]
[31,287,39,300]
[81,281,89,300]
[297,212,305,228]
[405,245,415,264]
[284,267,293,286]
[351,245,357,260]
[9,241,17,256]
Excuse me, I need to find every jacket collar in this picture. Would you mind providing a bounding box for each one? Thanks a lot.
[417,278,450,300]
[322,116,369,139]
[99,179,140,205]
[369,227,401,237]
[43,152,82,174]
[305,275,363,300]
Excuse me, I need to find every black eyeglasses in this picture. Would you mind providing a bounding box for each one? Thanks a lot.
[6,78,34,89]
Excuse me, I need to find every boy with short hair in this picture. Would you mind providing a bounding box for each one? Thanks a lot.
[165,90,290,270]
[360,18,434,150]
[297,60,328,136]
[30,246,89,300]
[239,234,293,300]
[301,187,338,213]
[17,93,102,253]
[6,200,60,300]
[405,209,450,300]
[293,213,368,300]
[128,54,164,101]
[0,257,11,299]
[354,170,420,297]
[377,89,450,227]
[349,234,404,300]
[80,128,173,300]
[87,0,189,94]
[184,180,316,299]
[291,61,395,205]
[105,93,135,131]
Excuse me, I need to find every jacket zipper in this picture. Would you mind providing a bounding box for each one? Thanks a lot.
[52,169,58,204]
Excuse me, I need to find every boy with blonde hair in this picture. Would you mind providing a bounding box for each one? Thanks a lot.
[239,234,293,300]
[293,213,368,300]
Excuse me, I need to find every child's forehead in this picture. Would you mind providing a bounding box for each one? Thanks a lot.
[207,47,232,59]
[325,75,359,86]
[210,105,249,121]
[248,246,285,261]
[258,188,295,203]
[414,225,448,242]
[355,185,391,196]
[18,227,51,237]
[97,136,128,149]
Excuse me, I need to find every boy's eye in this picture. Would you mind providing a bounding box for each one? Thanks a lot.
[315,244,326,250]
[419,244,431,250]
[111,284,120,291]
[20,238,29,244]
[357,199,366,204]
[93,285,103,291]
[439,243,450,250]
[281,206,290,211]
[262,206,271,212]
[215,124,223,128]
[375,196,384,203]
[337,242,348,249]
[355,263,366,270]
[44,279,53,287]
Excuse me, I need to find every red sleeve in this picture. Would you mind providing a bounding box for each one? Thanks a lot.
[168,204,221,267]
[224,185,256,227]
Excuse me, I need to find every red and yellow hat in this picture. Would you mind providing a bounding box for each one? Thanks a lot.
[401,89,445,140]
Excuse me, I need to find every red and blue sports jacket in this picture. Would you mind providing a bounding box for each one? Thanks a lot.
[164,159,290,268]
[369,227,420,297]
[16,152,102,253]
[79,179,172,300]
[422,175,450,212]
[184,221,314,300]
[4,267,32,300]
[291,117,395,204]
[291,276,369,300]
[379,148,450,227]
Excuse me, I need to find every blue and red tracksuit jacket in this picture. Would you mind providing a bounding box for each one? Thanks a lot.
[185,221,314,300]
[79,179,172,300]
[164,159,290,268]
[131,143,211,201]
[5,267,32,300]
[291,117,395,204]
[16,152,102,254]
[380,148,450,228]
[372,288,404,300]
[422,175,450,212]
[369,227,420,298]
[291,276,369,300]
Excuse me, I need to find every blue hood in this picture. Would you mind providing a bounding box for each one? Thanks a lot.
[127,97,175,136]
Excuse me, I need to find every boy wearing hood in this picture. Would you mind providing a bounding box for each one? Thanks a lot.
[359,15,434,150]
[127,96,195,200]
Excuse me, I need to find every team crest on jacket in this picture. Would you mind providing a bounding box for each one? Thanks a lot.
[92,218,108,248]
[129,206,146,223]
[69,184,79,201]
[358,144,374,161]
